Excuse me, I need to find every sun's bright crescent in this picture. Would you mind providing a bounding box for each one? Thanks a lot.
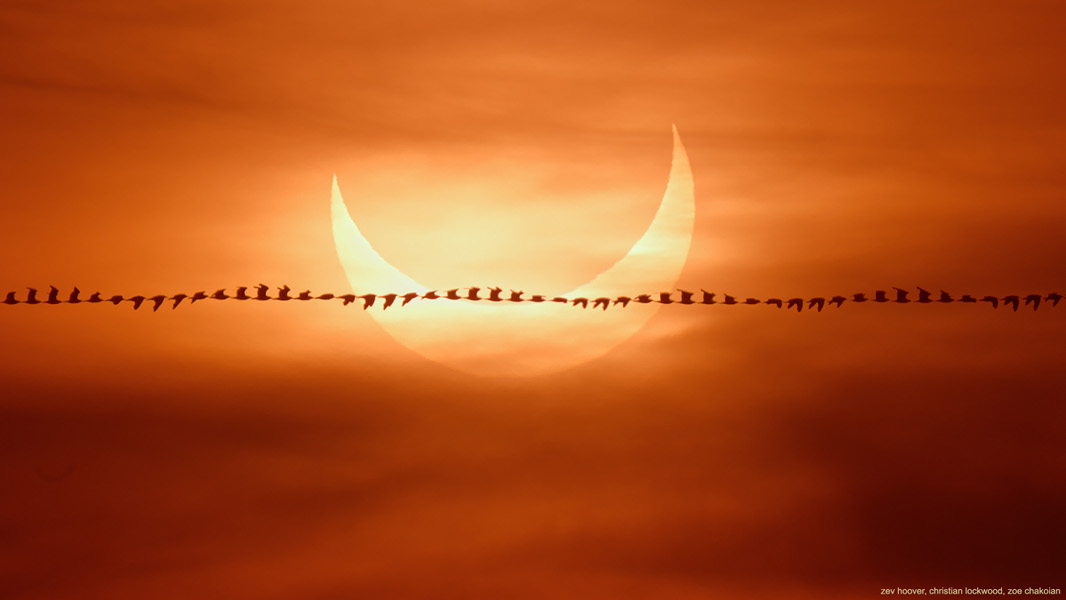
[331,125,695,376]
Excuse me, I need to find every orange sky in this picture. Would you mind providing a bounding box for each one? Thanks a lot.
[1,1,1065,598]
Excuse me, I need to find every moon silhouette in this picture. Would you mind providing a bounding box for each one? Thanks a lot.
[332,125,695,376]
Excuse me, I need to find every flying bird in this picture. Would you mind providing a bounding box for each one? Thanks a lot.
[68,288,81,304]
[808,297,826,312]
[873,290,889,303]
[422,290,440,300]
[401,292,420,306]
[108,295,124,305]
[1002,295,1020,311]
[487,287,504,302]
[1024,294,1042,310]
[765,298,783,308]
[275,285,292,301]
[980,296,999,309]
[1046,292,1063,307]
[677,289,695,304]
[190,291,209,304]
[465,287,481,301]
[552,297,569,304]
[722,295,738,305]
[87,292,103,303]
[3,292,19,305]
[657,292,673,304]
[571,297,589,309]
[150,295,167,311]
[25,288,39,304]
[592,297,611,310]
[359,294,377,309]
[170,294,187,309]
[235,287,251,300]
[700,290,716,304]
[744,298,761,305]
[529,294,547,303]
[337,294,357,306]
[46,286,61,304]
[126,296,146,310]
[508,290,524,302]
[938,290,954,303]
[380,293,398,310]
[255,284,270,301]
[959,294,977,303]
[786,298,803,312]
[211,289,229,300]
[297,290,314,301]
[316,293,335,300]
[444,289,462,300]
[893,288,910,303]
[917,287,932,303]
[634,294,653,304]
[852,293,868,303]
[613,296,632,308]
[829,296,846,308]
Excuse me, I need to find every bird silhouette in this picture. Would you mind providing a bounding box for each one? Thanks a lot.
[786,298,803,312]
[359,294,377,309]
[465,287,481,301]
[808,297,826,312]
[235,287,251,300]
[487,287,504,302]
[744,297,761,305]
[508,290,524,302]
[275,285,292,301]
[150,295,167,311]
[68,287,81,304]
[588,297,608,310]
[765,298,783,308]
[959,294,977,303]
[126,296,146,310]
[444,289,461,300]
[190,291,209,304]
[422,290,440,300]
[87,292,103,303]
[613,296,632,308]
[657,292,673,304]
[633,294,653,304]
[722,295,738,305]
[700,290,716,304]
[917,287,932,303]
[297,290,313,301]
[170,294,187,309]
[551,296,568,304]
[829,296,846,308]
[211,288,229,300]
[337,294,357,306]
[1046,292,1063,307]
[529,294,547,303]
[1024,294,1042,310]
[401,292,420,306]
[938,290,954,303]
[1002,295,1020,311]
[379,293,398,310]
[255,284,270,301]
[852,293,868,303]
[893,288,910,303]
[108,295,124,305]
[316,293,335,300]
[873,290,889,303]
[571,297,589,309]
[980,296,999,309]
[677,289,695,304]
[46,286,61,304]
[25,288,39,304]
[2,291,17,305]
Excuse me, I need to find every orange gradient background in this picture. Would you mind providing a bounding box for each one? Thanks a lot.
[1,1,1064,598]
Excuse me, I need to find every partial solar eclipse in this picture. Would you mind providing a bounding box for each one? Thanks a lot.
[331,125,695,376]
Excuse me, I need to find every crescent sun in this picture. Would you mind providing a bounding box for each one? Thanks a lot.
[331,125,695,376]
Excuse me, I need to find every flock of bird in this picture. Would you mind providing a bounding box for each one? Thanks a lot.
[2,285,1063,312]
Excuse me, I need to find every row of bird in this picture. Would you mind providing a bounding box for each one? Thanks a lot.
[2,285,1062,312]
